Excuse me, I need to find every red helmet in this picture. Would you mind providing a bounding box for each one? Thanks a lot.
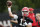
[29,8,34,11]
[22,7,29,11]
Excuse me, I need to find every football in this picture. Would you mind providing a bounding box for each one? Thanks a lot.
[7,1,12,6]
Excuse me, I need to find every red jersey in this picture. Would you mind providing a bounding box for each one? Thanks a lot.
[28,13,37,26]
[37,21,40,27]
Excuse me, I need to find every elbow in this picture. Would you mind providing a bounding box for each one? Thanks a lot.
[9,15,12,17]
[9,15,14,18]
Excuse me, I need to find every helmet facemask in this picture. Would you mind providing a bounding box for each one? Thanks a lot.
[22,11,29,16]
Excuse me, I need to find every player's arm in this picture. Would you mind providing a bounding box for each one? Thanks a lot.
[28,18,33,23]
[25,17,33,23]
[8,6,14,18]
[10,20,18,24]
[7,0,14,18]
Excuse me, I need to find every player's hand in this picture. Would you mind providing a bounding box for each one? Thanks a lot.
[7,0,12,8]
[7,6,12,8]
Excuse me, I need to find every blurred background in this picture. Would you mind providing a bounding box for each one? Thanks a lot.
[0,0,40,13]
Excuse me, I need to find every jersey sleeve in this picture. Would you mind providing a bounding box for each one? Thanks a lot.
[25,17,33,23]
[13,14,18,19]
